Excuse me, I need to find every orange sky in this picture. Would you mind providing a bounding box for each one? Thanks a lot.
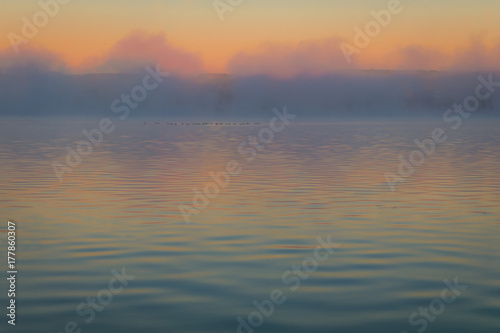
[1,0,499,75]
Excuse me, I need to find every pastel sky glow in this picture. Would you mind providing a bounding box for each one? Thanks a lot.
[1,0,499,76]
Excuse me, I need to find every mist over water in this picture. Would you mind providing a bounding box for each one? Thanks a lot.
[0,70,499,119]
[0,118,499,333]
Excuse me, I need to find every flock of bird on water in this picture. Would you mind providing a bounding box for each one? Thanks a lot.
[143,122,262,126]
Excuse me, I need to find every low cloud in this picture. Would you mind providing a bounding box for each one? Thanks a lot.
[84,31,205,76]
[385,45,447,71]
[450,37,500,71]
[0,32,498,78]
[227,36,500,77]
[0,46,67,74]
[228,36,359,78]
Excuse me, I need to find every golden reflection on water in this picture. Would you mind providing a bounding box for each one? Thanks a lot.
[0,119,499,333]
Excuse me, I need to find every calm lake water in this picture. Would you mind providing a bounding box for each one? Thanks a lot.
[0,118,499,333]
